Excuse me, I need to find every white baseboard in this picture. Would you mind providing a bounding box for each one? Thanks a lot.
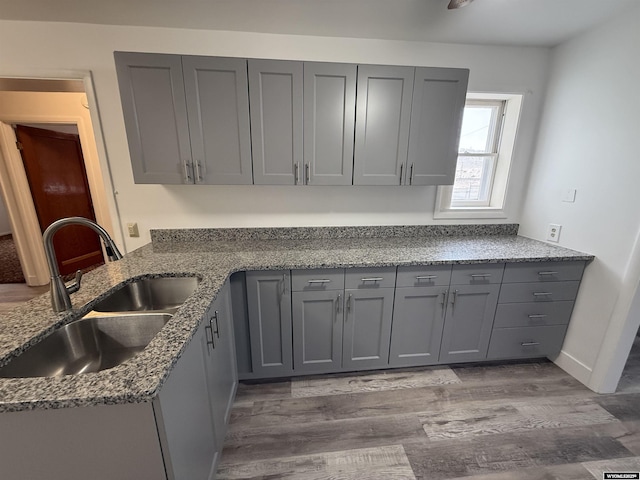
[0,230,11,236]
[552,349,593,388]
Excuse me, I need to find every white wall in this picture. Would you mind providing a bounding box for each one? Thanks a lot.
[0,20,550,250]
[519,4,640,391]
[0,193,11,235]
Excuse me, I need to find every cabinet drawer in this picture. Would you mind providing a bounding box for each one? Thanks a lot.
[487,325,567,359]
[396,265,452,287]
[499,281,580,303]
[493,301,574,328]
[502,261,585,283]
[291,269,344,291]
[345,267,397,289]
[450,264,504,285]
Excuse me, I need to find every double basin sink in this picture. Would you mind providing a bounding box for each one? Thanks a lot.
[0,276,200,378]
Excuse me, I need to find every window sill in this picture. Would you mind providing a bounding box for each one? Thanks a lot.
[433,207,508,220]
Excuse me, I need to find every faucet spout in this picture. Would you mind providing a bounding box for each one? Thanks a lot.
[43,217,123,312]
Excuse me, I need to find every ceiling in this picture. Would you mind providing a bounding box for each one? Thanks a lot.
[0,0,636,47]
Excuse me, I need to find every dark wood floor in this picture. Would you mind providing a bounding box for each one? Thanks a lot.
[218,360,640,479]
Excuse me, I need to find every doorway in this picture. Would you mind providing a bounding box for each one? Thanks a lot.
[0,79,119,287]
[15,124,104,276]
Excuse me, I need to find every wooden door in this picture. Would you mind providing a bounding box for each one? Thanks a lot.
[15,125,103,276]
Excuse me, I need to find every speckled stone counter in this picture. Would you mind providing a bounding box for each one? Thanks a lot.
[0,225,593,412]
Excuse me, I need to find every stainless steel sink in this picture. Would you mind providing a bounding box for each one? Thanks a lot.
[0,313,171,378]
[92,276,200,314]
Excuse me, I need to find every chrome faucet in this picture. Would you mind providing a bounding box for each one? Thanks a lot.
[43,217,123,312]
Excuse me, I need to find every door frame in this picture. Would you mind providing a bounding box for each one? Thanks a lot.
[0,71,123,285]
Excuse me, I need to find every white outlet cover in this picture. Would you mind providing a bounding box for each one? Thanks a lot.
[547,223,561,243]
[562,189,577,203]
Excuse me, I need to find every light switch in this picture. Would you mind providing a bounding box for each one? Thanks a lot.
[127,222,139,237]
[562,188,577,203]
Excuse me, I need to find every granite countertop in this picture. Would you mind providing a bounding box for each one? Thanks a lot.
[0,226,593,413]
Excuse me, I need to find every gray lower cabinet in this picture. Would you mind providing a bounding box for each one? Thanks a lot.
[155,278,237,480]
[249,59,304,185]
[389,286,448,367]
[406,67,469,185]
[115,52,253,185]
[342,288,395,369]
[246,270,294,377]
[353,65,415,186]
[292,290,344,373]
[439,283,500,363]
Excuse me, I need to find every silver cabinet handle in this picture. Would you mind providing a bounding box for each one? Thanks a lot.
[528,314,548,319]
[521,342,541,347]
[416,275,438,280]
[194,160,203,183]
[305,163,310,184]
[308,279,331,284]
[347,293,352,313]
[440,291,446,307]
[471,274,492,278]
[450,289,458,307]
[294,162,300,185]
[212,311,220,339]
[280,274,288,297]
[538,271,558,276]
[336,294,342,315]
[361,277,384,282]
[409,163,414,185]
[533,292,552,297]
[205,322,214,349]
[399,164,404,185]
[183,161,193,183]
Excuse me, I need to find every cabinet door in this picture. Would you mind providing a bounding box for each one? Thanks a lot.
[183,56,253,185]
[303,62,356,185]
[292,290,344,374]
[343,288,395,369]
[155,319,219,480]
[248,60,303,185]
[353,65,414,186]
[407,68,469,186]
[114,52,192,184]
[389,286,448,367]
[206,280,238,449]
[439,284,500,363]
[246,271,294,377]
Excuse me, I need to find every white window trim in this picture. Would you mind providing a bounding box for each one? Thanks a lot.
[434,92,523,220]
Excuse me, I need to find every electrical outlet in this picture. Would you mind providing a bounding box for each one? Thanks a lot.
[546,223,561,243]
[127,222,139,238]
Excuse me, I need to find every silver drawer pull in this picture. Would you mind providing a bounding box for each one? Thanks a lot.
[307,279,331,284]
[538,271,559,276]
[528,314,548,319]
[470,274,491,278]
[521,342,541,347]
[533,292,552,297]
[416,275,438,280]
[361,277,383,282]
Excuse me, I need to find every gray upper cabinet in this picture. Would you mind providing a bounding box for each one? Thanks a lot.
[353,65,414,186]
[182,56,253,185]
[439,283,500,363]
[115,52,192,184]
[303,62,356,185]
[246,270,294,377]
[249,59,303,185]
[406,68,469,185]
[389,286,448,367]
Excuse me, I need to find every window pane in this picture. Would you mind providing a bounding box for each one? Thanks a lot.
[458,105,500,154]
[451,155,495,204]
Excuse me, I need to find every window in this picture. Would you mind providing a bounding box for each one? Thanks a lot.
[434,93,523,219]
